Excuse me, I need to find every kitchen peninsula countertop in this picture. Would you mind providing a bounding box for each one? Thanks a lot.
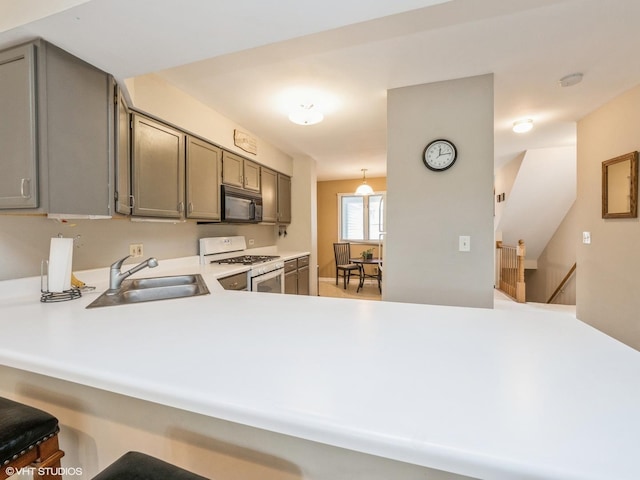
[1,256,639,480]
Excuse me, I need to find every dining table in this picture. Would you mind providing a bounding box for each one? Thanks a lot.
[350,257,382,293]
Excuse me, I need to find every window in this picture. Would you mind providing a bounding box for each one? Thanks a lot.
[338,193,385,242]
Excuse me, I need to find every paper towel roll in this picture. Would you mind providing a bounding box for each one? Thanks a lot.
[48,237,73,292]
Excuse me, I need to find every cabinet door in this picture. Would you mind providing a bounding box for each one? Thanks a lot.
[132,114,185,218]
[261,167,277,223]
[243,159,261,192]
[0,44,38,209]
[277,174,292,224]
[297,266,310,295]
[186,136,221,220]
[285,271,298,295]
[45,43,113,216]
[115,86,131,215]
[221,151,243,187]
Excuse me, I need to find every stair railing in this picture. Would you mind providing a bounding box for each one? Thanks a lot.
[546,263,577,304]
[497,239,526,303]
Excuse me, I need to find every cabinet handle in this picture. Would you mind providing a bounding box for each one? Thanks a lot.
[130,195,135,209]
[188,202,193,214]
[178,202,184,213]
[20,178,31,199]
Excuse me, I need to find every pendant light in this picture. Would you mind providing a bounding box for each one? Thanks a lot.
[355,169,374,195]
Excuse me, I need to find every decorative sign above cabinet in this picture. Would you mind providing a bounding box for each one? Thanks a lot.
[234,129,257,155]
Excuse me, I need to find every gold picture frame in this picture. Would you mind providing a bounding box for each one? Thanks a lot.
[602,151,638,219]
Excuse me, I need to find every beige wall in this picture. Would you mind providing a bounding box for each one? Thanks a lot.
[575,84,640,350]
[317,177,387,279]
[0,73,300,281]
[385,75,494,308]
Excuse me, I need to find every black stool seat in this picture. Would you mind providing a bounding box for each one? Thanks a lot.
[0,397,59,466]
[92,452,208,480]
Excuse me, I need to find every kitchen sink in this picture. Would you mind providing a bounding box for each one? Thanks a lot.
[86,274,209,308]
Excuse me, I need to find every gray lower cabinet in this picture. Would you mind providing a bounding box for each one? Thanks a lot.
[131,114,185,218]
[284,259,298,294]
[186,136,222,220]
[261,167,278,223]
[297,255,310,295]
[284,256,310,295]
[277,173,292,224]
[0,41,113,215]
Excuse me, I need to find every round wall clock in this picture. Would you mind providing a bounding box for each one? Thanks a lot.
[423,139,457,172]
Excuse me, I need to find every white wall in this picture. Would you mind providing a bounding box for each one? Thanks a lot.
[385,75,494,308]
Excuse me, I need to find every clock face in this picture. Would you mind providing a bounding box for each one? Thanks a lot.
[423,139,457,171]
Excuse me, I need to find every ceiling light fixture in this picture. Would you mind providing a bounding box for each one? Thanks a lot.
[288,103,324,126]
[355,169,374,195]
[512,118,534,133]
[559,73,583,88]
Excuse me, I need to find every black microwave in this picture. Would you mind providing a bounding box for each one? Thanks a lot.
[221,185,263,223]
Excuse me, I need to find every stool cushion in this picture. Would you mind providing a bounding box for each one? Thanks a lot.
[92,452,208,480]
[0,397,59,464]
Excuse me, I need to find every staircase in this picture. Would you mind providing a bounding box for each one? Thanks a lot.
[495,146,576,269]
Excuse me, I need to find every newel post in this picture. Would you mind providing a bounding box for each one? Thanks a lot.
[516,239,526,303]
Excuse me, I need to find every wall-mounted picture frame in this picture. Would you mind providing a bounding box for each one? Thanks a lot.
[602,151,638,219]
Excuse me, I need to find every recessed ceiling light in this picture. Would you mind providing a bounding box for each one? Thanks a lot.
[513,118,533,133]
[559,73,583,88]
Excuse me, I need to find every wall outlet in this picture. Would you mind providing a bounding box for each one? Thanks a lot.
[248,238,255,246]
[129,243,143,257]
[583,232,591,244]
[459,235,471,252]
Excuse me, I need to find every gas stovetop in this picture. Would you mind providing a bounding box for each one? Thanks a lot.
[212,255,280,266]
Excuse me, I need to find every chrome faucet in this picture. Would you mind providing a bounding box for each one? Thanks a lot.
[107,255,158,294]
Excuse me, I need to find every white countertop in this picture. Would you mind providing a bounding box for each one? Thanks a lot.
[1,256,639,480]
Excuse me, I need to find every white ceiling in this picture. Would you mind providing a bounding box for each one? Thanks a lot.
[3,0,640,180]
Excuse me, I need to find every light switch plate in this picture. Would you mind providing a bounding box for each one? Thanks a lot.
[459,235,471,252]
[583,232,591,244]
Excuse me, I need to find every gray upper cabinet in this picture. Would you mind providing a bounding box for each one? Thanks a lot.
[186,136,221,221]
[261,167,277,223]
[243,159,260,191]
[44,43,113,216]
[0,41,113,215]
[222,151,261,192]
[115,86,131,215]
[131,113,185,218]
[277,173,292,224]
[0,44,38,209]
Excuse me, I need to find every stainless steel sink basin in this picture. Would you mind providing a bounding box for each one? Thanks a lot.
[129,274,201,289]
[87,274,209,308]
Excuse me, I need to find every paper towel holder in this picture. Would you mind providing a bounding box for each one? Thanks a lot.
[40,259,82,303]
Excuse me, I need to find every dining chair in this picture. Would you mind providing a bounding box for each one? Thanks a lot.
[333,243,359,289]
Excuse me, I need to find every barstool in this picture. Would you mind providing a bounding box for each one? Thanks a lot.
[0,397,64,480]
[92,452,208,480]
